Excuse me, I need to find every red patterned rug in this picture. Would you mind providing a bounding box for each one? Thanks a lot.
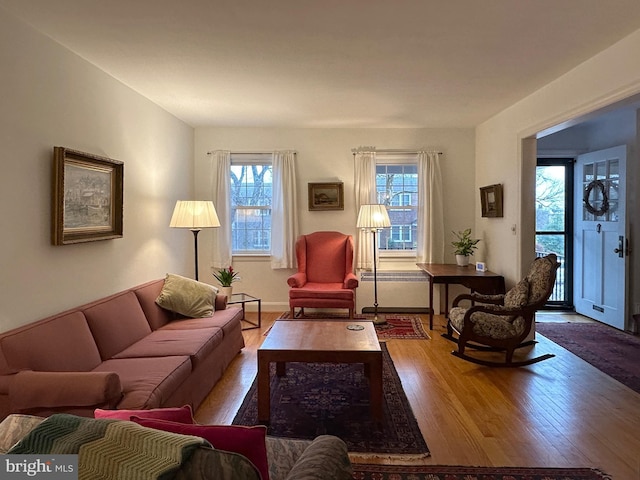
[351,464,611,479]
[232,343,429,458]
[275,312,430,340]
[536,322,640,393]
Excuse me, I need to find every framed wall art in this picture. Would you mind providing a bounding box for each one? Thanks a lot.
[480,183,503,218]
[52,146,124,245]
[308,182,344,211]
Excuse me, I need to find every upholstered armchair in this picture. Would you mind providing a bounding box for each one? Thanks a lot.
[444,254,560,367]
[287,231,359,319]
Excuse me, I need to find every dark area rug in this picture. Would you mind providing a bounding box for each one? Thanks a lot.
[276,312,430,340]
[536,322,640,393]
[351,464,611,480]
[232,343,429,458]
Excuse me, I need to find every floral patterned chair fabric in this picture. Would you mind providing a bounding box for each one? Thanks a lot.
[445,254,560,367]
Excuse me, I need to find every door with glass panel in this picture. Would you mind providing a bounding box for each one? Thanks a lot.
[574,145,627,329]
[536,159,573,309]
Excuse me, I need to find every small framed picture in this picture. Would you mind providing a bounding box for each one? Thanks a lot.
[308,182,344,211]
[52,147,124,245]
[480,184,503,218]
[476,262,486,272]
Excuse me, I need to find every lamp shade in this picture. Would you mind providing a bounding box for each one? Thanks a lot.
[356,204,391,229]
[170,201,220,229]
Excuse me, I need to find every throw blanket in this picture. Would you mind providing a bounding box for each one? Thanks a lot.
[8,414,209,480]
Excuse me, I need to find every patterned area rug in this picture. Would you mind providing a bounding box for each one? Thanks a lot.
[275,312,430,340]
[536,322,640,393]
[351,464,611,479]
[232,343,429,458]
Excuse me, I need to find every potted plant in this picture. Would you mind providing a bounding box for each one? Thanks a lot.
[451,229,480,266]
[212,266,240,297]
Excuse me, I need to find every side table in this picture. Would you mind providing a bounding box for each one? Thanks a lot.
[227,293,261,330]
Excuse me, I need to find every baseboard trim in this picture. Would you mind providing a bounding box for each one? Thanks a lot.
[362,307,432,314]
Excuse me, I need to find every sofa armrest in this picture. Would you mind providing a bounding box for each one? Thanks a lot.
[283,435,352,480]
[9,371,122,413]
[215,294,228,310]
[343,272,358,289]
[287,272,307,288]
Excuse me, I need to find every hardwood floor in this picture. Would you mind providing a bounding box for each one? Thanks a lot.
[195,312,640,479]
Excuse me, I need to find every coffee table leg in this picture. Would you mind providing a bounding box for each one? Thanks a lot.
[369,354,383,423]
[257,353,270,423]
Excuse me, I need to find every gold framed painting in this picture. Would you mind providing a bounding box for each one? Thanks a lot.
[52,146,124,245]
[308,182,344,211]
[480,183,503,218]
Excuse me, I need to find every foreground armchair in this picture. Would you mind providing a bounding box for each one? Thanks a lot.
[287,231,359,319]
[444,254,560,367]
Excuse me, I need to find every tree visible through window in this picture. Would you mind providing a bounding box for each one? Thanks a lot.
[376,163,418,252]
[230,163,272,253]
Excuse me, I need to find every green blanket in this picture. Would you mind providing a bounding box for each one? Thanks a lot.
[8,414,208,480]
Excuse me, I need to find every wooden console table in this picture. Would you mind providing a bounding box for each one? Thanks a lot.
[416,263,505,330]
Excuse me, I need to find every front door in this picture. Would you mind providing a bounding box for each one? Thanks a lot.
[574,145,627,329]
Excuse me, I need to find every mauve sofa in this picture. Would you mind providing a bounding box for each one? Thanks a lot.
[0,278,245,420]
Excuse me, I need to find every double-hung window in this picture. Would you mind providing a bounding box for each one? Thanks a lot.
[230,155,273,254]
[375,159,418,254]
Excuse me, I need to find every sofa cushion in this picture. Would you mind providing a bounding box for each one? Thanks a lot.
[0,312,102,372]
[156,274,218,319]
[158,307,242,336]
[94,405,194,423]
[93,356,192,409]
[84,291,152,360]
[133,279,178,330]
[111,328,224,368]
[132,417,270,480]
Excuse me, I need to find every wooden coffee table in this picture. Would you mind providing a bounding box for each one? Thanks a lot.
[257,320,383,423]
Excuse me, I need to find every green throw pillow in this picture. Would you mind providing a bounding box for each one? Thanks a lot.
[156,273,218,318]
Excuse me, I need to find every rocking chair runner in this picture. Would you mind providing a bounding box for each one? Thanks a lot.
[443,253,560,367]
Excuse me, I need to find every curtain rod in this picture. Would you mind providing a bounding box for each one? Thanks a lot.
[351,148,443,155]
[206,150,297,155]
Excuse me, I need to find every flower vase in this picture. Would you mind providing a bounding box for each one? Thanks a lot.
[220,286,233,299]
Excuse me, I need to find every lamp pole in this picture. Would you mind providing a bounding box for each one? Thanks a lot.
[371,227,381,323]
[191,229,201,281]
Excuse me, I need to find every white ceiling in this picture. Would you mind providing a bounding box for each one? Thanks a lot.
[3,0,640,128]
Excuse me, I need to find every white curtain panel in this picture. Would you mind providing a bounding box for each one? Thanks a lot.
[211,150,233,268]
[271,151,298,269]
[353,148,377,270]
[417,151,445,263]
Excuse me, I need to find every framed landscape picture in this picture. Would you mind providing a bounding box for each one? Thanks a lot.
[308,182,344,211]
[52,147,124,245]
[480,183,503,217]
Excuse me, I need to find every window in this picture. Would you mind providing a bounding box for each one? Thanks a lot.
[230,159,273,254]
[376,161,418,252]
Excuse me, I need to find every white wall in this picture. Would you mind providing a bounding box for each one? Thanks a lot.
[194,127,475,311]
[476,28,640,329]
[0,11,194,331]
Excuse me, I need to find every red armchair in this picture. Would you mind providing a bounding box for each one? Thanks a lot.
[287,231,359,319]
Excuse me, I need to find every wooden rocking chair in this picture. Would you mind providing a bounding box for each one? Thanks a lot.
[443,254,560,367]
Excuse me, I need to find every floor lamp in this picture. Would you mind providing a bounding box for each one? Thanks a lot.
[170,201,220,281]
[357,204,391,325]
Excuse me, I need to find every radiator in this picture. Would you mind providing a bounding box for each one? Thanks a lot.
[357,270,436,314]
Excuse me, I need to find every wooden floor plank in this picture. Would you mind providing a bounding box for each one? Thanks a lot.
[195,312,640,479]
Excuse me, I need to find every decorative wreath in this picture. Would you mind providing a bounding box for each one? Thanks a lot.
[583,180,609,216]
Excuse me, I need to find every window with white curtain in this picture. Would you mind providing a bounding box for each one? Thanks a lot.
[376,158,418,253]
[230,155,273,254]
